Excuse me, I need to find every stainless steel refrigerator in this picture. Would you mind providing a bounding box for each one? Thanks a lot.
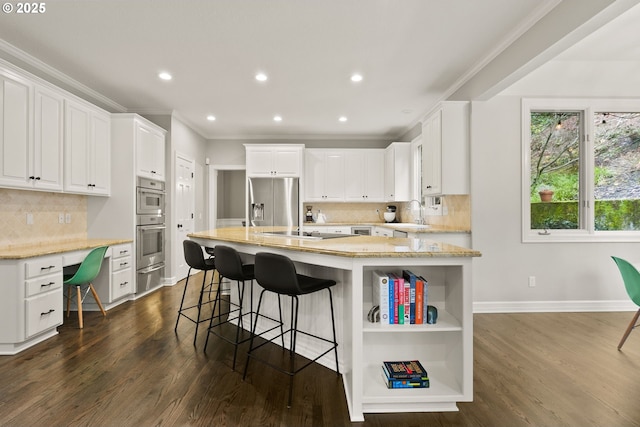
[248,177,299,228]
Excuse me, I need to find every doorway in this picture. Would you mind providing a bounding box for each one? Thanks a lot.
[208,164,246,229]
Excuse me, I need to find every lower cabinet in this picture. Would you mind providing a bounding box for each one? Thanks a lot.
[110,243,133,301]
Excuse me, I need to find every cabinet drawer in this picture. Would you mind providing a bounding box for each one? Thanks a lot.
[25,272,62,297]
[25,288,63,338]
[25,255,62,279]
[112,268,133,300]
[111,243,132,259]
[112,255,132,272]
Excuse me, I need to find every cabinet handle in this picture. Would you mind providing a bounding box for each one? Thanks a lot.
[120,262,129,267]
[29,176,35,180]
[120,281,129,287]
[426,185,432,189]
[40,309,55,316]
[151,171,156,174]
[40,265,56,270]
[36,177,41,180]
[40,281,55,288]
[120,250,129,255]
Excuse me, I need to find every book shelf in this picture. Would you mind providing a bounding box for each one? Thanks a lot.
[357,262,472,415]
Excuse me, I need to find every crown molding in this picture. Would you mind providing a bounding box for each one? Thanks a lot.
[0,39,126,113]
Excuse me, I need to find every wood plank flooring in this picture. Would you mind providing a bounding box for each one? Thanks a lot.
[1,272,640,427]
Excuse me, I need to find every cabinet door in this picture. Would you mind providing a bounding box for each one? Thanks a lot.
[246,147,275,177]
[33,85,63,191]
[344,151,365,201]
[89,111,110,195]
[422,110,442,196]
[363,150,384,201]
[64,101,110,195]
[64,100,91,193]
[136,123,165,180]
[273,148,301,176]
[0,71,31,189]
[384,143,411,201]
[304,149,325,201]
[322,151,345,200]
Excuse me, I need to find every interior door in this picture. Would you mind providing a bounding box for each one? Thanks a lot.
[175,154,195,281]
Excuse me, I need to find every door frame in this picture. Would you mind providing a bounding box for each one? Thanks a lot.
[173,151,196,283]
[208,163,246,229]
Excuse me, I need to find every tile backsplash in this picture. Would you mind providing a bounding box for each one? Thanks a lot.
[303,195,471,230]
[0,189,87,246]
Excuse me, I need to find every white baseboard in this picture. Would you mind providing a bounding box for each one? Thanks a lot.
[473,300,638,313]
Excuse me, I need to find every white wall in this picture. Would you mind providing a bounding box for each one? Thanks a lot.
[470,59,640,313]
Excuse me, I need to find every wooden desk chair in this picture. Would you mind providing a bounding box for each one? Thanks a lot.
[63,246,108,328]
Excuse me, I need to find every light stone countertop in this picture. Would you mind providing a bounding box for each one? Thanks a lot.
[301,222,470,233]
[189,227,480,258]
[0,238,133,259]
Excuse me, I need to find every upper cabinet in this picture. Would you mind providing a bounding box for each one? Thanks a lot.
[64,99,111,196]
[344,149,385,202]
[305,149,345,201]
[422,101,469,196]
[245,144,304,177]
[384,142,411,202]
[136,121,166,181]
[0,71,63,191]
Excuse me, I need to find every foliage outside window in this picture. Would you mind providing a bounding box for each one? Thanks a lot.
[523,99,640,242]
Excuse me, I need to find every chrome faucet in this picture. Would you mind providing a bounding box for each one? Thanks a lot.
[407,199,425,224]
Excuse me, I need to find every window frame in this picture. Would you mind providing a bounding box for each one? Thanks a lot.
[522,98,640,243]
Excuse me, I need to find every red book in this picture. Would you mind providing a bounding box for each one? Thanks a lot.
[415,277,424,324]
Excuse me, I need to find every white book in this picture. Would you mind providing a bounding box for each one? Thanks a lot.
[372,270,391,324]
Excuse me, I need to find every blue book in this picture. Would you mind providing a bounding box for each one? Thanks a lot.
[402,270,417,324]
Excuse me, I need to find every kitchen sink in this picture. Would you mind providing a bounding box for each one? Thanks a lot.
[393,223,431,228]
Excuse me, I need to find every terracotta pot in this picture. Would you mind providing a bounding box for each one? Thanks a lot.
[539,190,554,202]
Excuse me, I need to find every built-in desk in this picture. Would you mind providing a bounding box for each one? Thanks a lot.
[0,239,133,355]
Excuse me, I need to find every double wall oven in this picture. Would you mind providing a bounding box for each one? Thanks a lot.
[136,177,165,293]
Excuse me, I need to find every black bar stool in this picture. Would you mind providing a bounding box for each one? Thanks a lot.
[205,245,284,369]
[174,240,217,346]
[243,252,340,408]
[204,245,255,369]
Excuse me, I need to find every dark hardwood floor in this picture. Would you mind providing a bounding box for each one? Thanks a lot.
[1,272,640,427]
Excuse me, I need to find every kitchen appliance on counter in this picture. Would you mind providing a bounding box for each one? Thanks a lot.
[136,177,165,293]
[248,177,299,228]
[384,205,398,223]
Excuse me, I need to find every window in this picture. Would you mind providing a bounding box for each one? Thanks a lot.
[523,99,640,242]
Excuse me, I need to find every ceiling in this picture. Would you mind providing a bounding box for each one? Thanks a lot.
[0,0,638,140]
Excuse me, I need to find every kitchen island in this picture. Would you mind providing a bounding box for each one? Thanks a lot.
[189,227,480,422]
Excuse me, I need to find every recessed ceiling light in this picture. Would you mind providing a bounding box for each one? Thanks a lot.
[255,72,268,82]
[273,115,282,122]
[339,116,348,122]
[350,73,363,82]
[207,115,216,121]
[158,71,172,81]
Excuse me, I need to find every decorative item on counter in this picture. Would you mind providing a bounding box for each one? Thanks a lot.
[384,205,397,223]
[316,209,326,224]
[305,206,314,222]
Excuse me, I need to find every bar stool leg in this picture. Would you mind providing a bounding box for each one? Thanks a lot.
[175,267,193,332]
[328,288,340,375]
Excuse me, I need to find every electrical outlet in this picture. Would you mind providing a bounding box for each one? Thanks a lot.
[58,213,65,224]
[26,213,33,225]
[528,276,536,287]
[65,213,71,223]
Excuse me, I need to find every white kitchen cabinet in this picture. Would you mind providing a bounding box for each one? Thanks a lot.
[64,99,111,196]
[344,149,385,202]
[422,101,469,196]
[373,226,393,237]
[245,144,304,177]
[407,232,471,248]
[136,122,166,181]
[384,142,411,202]
[108,243,133,302]
[304,149,345,201]
[0,78,64,192]
[0,254,63,354]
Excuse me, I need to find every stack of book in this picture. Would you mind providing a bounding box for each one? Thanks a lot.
[372,270,435,325]
[381,360,429,388]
